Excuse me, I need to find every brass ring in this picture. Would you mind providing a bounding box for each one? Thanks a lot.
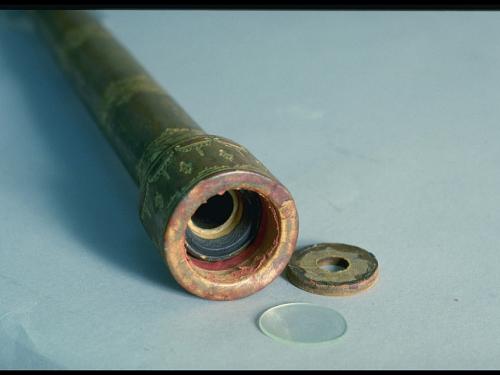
[187,190,243,240]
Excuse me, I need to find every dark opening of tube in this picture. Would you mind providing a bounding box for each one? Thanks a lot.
[185,190,262,261]
[190,191,235,230]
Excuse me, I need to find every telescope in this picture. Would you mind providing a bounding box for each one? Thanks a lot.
[31,10,299,300]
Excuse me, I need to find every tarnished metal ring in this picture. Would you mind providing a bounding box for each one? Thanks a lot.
[286,243,379,296]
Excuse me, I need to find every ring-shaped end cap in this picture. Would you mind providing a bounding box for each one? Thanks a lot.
[287,243,379,296]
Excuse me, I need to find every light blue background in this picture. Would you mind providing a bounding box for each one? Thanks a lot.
[0,10,499,369]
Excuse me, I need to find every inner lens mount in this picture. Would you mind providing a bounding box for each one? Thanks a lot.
[185,190,262,261]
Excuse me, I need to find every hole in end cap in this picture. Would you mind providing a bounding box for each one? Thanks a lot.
[317,257,350,273]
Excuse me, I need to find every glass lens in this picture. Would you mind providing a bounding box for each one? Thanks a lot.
[258,302,347,344]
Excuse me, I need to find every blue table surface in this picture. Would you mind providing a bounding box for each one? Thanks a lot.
[0,10,499,369]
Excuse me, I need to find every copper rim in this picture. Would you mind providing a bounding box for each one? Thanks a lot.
[163,170,298,301]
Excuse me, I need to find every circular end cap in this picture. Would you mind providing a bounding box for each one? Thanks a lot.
[286,243,379,296]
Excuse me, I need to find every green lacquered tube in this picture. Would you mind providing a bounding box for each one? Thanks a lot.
[31,10,298,300]
[32,10,202,184]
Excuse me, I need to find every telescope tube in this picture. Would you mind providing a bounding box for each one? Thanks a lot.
[31,10,298,300]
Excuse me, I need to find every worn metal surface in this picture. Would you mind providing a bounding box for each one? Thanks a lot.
[287,243,379,296]
[31,10,298,300]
